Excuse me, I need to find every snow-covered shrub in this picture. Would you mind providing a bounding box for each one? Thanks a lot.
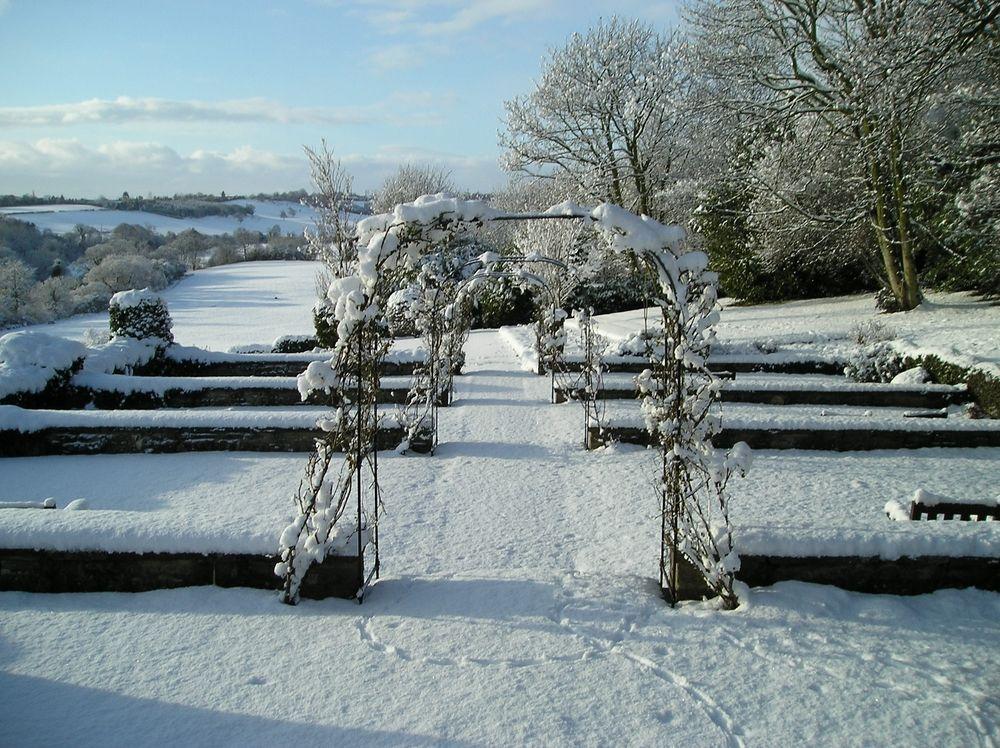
[271,335,318,353]
[608,329,663,358]
[0,331,87,406]
[471,276,534,328]
[845,342,905,383]
[108,289,173,342]
[312,299,338,349]
[874,287,907,314]
[385,285,420,337]
[849,319,895,346]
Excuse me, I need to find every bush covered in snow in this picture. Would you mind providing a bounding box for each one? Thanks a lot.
[845,342,906,383]
[0,331,87,406]
[385,285,420,337]
[109,289,173,342]
[271,335,318,354]
[312,299,338,349]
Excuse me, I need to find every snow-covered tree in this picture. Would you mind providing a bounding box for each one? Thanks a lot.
[0,257,36,326]
[501,18,691,220]
[686,0,998,310]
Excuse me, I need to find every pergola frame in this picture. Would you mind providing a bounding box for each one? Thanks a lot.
[276,196,747,608]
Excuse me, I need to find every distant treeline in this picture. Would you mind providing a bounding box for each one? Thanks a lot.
[105,194,255,219]
[1,189,375,216]
[0,216,311,329]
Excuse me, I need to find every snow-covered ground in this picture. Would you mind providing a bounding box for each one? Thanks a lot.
[1,332,998,745]
[2,265,998,745]
[592,292,1000,377]
[0,199,324,236]
[14,261,323,349]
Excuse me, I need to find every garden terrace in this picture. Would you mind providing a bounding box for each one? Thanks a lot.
[38,373,443,410]
[589,401,1000,451]
[561,352,847,375]
[1,332,998,601]
[0,405,411,455]
[139,345,427,378]
[556,372,969,409]
[0,452,371,599]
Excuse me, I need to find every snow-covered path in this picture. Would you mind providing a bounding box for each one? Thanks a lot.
[2,331,999,746]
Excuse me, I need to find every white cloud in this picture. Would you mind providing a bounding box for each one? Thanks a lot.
[0,139,309,195]
[317,0,552,36]
[0,0,10,15]
[0,95,450,129]
[0,138,503,196]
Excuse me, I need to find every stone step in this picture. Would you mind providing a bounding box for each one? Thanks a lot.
[58,378,448,409]
[559,355,845,375]
[3,546,992,599]
[589,424,1000,451]
[139,357,423,378]
[555,384,966,409]
[0,424,413,456]
[0,548,363,600]
[666,553,998,601]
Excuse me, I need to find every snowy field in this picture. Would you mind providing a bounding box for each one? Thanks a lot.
[0,199,323,236]
[2,262,999,745]
[14,261,323,349]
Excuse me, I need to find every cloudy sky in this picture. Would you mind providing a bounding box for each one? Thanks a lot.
[0,0,678,197]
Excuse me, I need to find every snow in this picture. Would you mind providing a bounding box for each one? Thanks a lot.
[1,334,998,745]
[0,331,86,371]
[108,288,164,310]
[82,337,161,374]
[0,199,350,237]
[0,332,87,399]
[592,292,1000,378]
[498,324,539,372]
[1,270,998,744]
[14,261,325,349]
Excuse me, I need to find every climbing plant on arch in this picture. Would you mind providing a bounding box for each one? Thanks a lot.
[275,194,749,608]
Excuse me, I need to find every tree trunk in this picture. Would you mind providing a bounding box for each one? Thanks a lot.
[887,132,921,309]
[868,157,907,306]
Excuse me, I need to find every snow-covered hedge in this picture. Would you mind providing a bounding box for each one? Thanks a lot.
[271,335,318,354]
[109,289,173,342]
[0,331,87,407]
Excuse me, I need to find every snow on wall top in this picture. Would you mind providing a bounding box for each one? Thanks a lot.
[0,331,87,371]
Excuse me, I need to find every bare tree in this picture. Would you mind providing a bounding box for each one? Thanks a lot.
[372,163,455,215]
[304,140,357,281]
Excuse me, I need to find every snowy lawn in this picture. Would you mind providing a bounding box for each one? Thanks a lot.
[592,292,1000,376]
[14,261,325,349]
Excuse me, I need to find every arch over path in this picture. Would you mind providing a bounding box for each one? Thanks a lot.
[277,195,749,608]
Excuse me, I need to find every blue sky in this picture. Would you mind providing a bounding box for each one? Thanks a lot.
[0,0,679,196]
